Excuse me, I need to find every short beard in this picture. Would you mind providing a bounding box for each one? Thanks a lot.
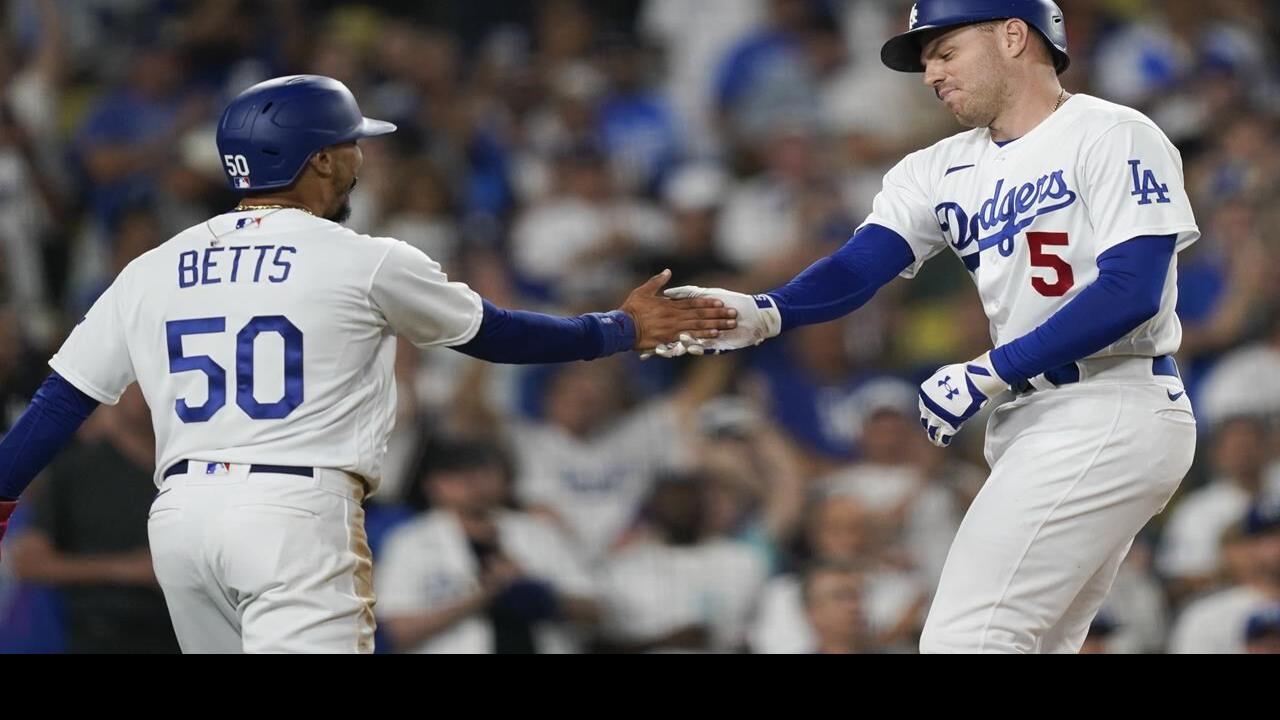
[327,197,353,224]
[327,176,358,223]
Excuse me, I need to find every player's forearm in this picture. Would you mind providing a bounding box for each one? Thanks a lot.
[0,372,100,501]
[764,224,914,331]
[450,299,635,364]
[989,235,1176,384]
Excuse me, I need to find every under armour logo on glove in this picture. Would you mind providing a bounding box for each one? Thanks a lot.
[918,353,1009,448]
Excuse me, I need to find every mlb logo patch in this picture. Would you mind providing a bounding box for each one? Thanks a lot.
[235,216,263,230]
[204,462,232,476]
[234,176,251,189]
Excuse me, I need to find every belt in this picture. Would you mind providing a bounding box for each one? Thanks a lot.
[162,460,314,480]
[1011,355,1180,395]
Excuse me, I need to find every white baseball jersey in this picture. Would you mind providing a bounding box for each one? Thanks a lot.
[50,208,484,491]
[375,509,598,654]
[863,94,1199,357]
[511,400,692,565]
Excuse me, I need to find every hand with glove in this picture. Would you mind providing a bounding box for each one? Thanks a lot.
[619,271,739,352]
[643,286,782,358]
[917,352,1009,447]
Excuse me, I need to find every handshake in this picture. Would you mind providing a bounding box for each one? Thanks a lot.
[623,273,1009,449]
[638,285,783,359]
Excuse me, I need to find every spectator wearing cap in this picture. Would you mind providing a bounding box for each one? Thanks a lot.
[1158,416,1280,600]
[375,438,600,654]
[1169,502,1280,653]
[1244,605,1280,654]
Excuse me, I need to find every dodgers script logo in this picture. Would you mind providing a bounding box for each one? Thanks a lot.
[935,170,1078,257]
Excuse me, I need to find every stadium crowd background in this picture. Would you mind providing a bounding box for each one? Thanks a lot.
[1,0,1279,653]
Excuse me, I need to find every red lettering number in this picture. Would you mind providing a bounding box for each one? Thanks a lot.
[1028,231,1075,297]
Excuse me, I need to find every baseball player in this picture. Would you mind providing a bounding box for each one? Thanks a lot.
[655,0,1200,653]
[0,75,737,653]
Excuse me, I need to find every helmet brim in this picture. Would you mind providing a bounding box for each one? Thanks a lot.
[355,117,397,138]
[880,22,1070,74]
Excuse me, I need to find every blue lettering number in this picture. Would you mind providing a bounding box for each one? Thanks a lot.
[166,318,227,422]
[236,316,304,419]
[166,315,305,423]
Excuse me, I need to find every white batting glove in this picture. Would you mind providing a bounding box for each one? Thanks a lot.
[653,286,782,356]
[640,334,707,360]
[917,352,1008,447]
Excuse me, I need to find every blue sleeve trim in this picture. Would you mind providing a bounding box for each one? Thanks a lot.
[0,373,100,500]
[990,234,1176,384]
[765,224,915,331]
[451,300,636,364]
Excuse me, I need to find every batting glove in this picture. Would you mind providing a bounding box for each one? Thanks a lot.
[918,352,1008,447]
[641,287,782,358]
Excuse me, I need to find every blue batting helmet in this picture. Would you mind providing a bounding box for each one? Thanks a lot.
[215,75,397,192]
[881,0,1069,75]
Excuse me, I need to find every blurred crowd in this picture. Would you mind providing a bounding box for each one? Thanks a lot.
[2,0,1280,653]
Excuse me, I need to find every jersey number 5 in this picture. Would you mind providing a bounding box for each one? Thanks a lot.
[166,315,304,423]
[1028,232,1075,297]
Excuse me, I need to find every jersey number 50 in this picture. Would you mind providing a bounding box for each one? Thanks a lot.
[166,315,303,423]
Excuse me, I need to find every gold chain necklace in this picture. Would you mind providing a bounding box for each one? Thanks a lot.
[1053,89,1070,113]
[233,203,315,216]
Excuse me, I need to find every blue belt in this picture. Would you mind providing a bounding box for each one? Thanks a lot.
[162,460,314,480]
[1011,355,1179,395]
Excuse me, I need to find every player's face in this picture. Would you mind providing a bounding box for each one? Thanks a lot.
[326,141,363,223]
[920,24,1009,129]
